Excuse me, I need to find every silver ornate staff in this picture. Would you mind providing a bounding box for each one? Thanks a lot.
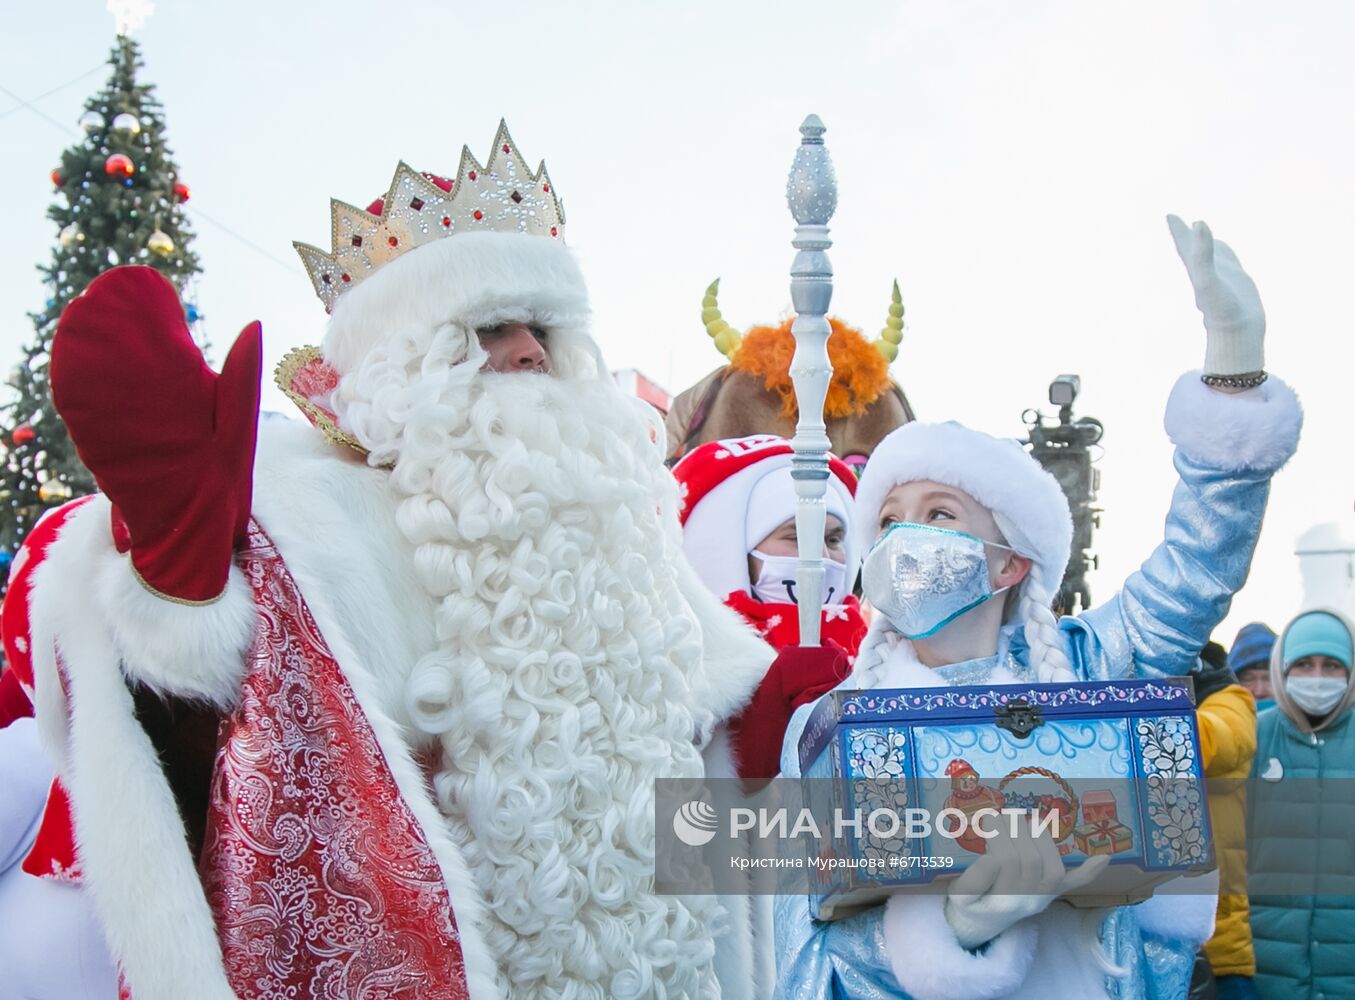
[786,114,838,647]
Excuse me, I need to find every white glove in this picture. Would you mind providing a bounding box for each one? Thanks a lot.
[943,816,1111,950]
[1167,215,1265,376]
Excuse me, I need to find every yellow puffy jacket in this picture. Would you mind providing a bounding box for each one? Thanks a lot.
[1199,683,1258,977]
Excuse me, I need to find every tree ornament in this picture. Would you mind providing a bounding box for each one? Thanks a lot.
[2,36,203,571]
[173,182,191,203]
[185,303,202,323]
[147,229,175,255]
[38,479,73,502]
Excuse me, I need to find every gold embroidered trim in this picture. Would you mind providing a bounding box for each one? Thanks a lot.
[128,558,227,607]
[273,346,369,458]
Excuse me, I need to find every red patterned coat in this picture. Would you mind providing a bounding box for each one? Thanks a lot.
[13,420,772,1000]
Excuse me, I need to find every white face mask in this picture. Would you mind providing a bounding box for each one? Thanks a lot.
[749,551,847,607]
[1285,676,1348,716]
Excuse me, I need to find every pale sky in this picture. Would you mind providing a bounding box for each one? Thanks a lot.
[3,0,1353,646]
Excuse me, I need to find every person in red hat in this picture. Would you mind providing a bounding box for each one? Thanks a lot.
[673,435,865,784]
[673,434,867,651]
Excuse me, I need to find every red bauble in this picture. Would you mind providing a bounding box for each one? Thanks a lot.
[173,182,191,203]
[50,168,63,188]
[104,153,135,177]
[11,425,36,447]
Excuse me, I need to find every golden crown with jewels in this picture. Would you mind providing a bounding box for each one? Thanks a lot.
[293,120,566,312]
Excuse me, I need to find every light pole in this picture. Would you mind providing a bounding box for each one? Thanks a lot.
[1024,375,1103,615]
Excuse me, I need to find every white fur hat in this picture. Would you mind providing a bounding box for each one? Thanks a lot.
[322,231,600,380]
[854,421,1073,601]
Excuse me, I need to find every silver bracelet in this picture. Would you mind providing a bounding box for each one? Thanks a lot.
[1201,370,1268,389]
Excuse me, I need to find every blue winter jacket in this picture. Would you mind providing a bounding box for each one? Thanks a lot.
[1248,703,1355,1000]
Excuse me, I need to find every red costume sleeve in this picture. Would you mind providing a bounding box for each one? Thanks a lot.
[1,497,95,726]
[0,669,30,728]
[0,497,96,879]
[727,643,850,783]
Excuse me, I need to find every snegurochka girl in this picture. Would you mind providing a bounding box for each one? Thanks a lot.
[775,217,1303,1000]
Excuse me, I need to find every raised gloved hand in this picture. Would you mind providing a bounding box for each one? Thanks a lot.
[51,266,262,603]
[943,815,1111,950]
[728,642,850,783]
[1167,215,1265,378]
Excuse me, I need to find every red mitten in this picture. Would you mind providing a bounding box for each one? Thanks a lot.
[780,641,852,712]
[729,643,850,783]
[52,267,262,603]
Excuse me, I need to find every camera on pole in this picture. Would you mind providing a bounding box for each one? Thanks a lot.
[1023,375,1103,615]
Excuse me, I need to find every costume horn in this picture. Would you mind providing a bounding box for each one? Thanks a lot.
[701,278,741,358]
[875,280,904,362]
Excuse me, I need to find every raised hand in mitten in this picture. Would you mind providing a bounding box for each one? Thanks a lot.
[728,642,850,783]
[943,815,1110,949]
[52,266,262,603]
[1167,215,1265,380]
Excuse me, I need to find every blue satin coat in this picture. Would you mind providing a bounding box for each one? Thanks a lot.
[774,450,1276,999]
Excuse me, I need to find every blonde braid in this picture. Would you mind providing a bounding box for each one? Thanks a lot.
[1019,589,1076,682]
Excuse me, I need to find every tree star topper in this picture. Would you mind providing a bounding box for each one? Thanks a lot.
[108,0,154,35]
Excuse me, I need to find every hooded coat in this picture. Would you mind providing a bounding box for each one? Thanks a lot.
[1248,607,1355,1000]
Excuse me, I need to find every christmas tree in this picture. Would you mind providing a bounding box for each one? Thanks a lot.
[0,35,201,578]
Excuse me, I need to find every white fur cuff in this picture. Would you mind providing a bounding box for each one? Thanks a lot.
[45,495,256,709]
[1133,872,1218,944]
[1164,371,1302,474]
[99,561,255,709]
[882,893,1039,1000]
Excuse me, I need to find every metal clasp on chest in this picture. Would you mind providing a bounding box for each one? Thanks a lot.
[994,698,1045,739]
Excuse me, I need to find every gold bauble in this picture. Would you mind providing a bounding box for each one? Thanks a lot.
[147,229,175,256]
[38,479,73,502]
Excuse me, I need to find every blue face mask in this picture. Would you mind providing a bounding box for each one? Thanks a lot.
[861,522,1014,640]
[1254,698,1276,713]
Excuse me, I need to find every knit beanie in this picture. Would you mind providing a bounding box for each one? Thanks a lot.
[1227,622,1277,675]
[1282,611,1353,671]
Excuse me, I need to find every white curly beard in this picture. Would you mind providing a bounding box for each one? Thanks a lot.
[338,338,725,998]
